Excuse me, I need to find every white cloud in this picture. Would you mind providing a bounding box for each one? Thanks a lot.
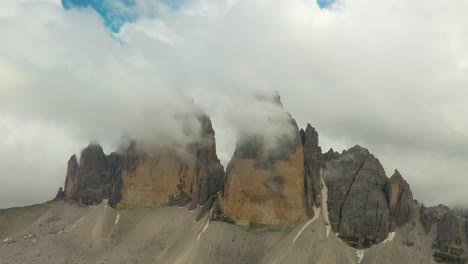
[0,0,467,208]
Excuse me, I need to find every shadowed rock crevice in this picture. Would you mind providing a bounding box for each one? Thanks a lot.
[300,124,322,218]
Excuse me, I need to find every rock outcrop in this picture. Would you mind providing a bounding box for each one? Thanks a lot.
[420,205,468,263]
[386,169,414,228]
[76,144,114,205]
[300,124,322,217]
[434,211,467,263]
[63,146,117,205]
[63,154,79,201]
[53,94,468,264]
[213,95,322,226]
[109,114,224,210]
[62,113,224,210]
[323,146,392,248]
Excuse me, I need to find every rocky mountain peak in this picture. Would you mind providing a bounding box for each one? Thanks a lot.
[61,111,224,211]
[51,97,468,263]
[213,100,312,226]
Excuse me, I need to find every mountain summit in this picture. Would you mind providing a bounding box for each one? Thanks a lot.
[1,96,467,264]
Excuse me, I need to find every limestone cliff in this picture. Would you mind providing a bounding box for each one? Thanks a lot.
[62,146,116,205]
[420,205,468,263]
[63,154,79,201]
[323,146,392,248]
[386,169,414,228]
[322,146,418,249]
[54,96,468,264]
[109,114,224,209]
[213,96,321,226]
[62,114,224,210]
[300,124,322,217]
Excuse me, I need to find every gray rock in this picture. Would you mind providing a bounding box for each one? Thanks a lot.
[323,145,391,248]
[191,114,225,208]
[420,204,450,234]
[300,124,322,217]
[322,148,340,166]
[54,187,64,200]
[433,211,467,263]
[77,144,113,205]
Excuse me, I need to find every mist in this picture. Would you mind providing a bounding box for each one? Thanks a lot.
[0,0,467,209]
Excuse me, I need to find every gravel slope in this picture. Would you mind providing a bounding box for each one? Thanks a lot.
[0,201,438,264]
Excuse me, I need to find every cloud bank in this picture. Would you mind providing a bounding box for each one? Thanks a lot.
[0,0,467,208]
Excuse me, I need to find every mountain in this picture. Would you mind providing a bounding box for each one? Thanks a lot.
[1,96,467,264]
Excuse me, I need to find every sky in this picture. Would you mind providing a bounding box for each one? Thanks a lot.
[0,0,467,209]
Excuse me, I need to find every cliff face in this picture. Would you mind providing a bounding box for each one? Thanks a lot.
[323,146,392,248]
[300,124,322,217]
[386,170,414,228]
[213,96,322,226]
[420,205,468,263]
[322,146,418,249]
[62,145,118,205]
[63,155,79,201]
[62,114,224,210]
[55,95,468,263]
[215,134,307,226]
[109,114,224,209]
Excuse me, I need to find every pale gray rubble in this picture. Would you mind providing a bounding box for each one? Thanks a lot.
[0,195,445,264]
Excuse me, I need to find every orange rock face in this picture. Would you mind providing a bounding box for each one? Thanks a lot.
[111,115,225,209]
[217,145,308,226]
[115,148,197,208]
[214,94,310,226]
[63,155,79,201]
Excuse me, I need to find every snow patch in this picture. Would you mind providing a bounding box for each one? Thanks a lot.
[197,207,213,241]
[115,212,121,225]
[356,250,365,263]
[64,217,85,233]
[382,231,396,243]
[293,206,320,243]
[320,171,331,237]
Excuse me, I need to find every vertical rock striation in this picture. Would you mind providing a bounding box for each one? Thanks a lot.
[63,144,122,205]
[323,146,391,248]
[76,144,113,205]
[386,169,414,228]
[420,205,468,263]
[322,146,416,248]
[300,124,322,217]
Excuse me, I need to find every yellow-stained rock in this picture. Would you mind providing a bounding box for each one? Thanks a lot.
[218,146,308,226]
[116,149,197,208]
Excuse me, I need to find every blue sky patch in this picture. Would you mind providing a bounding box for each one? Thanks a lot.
[62,0,333,32]
[62,0,186,32]
[317,0,334,9]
